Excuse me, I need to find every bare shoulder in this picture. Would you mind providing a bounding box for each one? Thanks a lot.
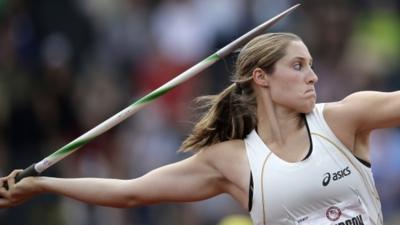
[323,91,374,124]
[322,91,386,152]
[322,97,360,152]
[323,91,390,129]
[198,139,245,158]
[196,139,250,208]
[196,139,247,173]
[325,91,387,113]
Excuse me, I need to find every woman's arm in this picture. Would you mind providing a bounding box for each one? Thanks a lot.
[327,91,400,132]
[0,150,226,208]
[324,91,400,161]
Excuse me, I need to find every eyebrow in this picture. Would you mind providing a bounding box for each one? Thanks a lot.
[292,56,313,65]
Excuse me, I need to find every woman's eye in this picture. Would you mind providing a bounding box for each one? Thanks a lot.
[293,63,302,70]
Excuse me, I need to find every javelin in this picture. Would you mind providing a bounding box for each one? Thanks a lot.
[9,4,300,183]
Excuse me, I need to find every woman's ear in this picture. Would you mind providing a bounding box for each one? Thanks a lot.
[252,68,269,87]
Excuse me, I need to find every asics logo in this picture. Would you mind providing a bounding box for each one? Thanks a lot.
[322,166,351,187]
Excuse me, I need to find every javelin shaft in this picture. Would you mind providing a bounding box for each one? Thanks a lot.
[13,4,300,182]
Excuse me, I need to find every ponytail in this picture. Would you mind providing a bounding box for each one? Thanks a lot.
[179,81,256,152]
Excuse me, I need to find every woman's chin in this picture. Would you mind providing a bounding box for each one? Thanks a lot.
[301,102,316,114]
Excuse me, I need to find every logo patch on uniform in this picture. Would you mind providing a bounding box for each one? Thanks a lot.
[322,166,351,186]
[326,206,341,221]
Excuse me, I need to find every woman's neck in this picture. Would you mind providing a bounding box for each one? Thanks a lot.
[256,98,304,147]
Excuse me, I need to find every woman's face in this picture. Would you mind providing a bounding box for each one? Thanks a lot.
[266,41,318,113]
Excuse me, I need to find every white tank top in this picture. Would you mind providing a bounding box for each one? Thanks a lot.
[245,103,383,225]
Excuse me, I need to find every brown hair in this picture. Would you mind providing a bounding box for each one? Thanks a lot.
[179,33,302,152]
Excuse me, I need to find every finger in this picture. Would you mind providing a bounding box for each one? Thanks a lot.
[0,177,7,188]
[7,170,23,189]
[0,186,8,198]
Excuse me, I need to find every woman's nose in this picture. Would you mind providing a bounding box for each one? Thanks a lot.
[306,69,318,84]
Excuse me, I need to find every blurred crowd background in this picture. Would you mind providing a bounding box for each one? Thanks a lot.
[0,0,400,225]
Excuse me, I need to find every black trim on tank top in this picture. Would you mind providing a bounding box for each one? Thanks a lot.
[303,113,370,168]
[355,155,372,168]
[248,171,254,211]
[303,114,313,160]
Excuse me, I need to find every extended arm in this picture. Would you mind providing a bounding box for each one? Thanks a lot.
[0,151,226,208]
